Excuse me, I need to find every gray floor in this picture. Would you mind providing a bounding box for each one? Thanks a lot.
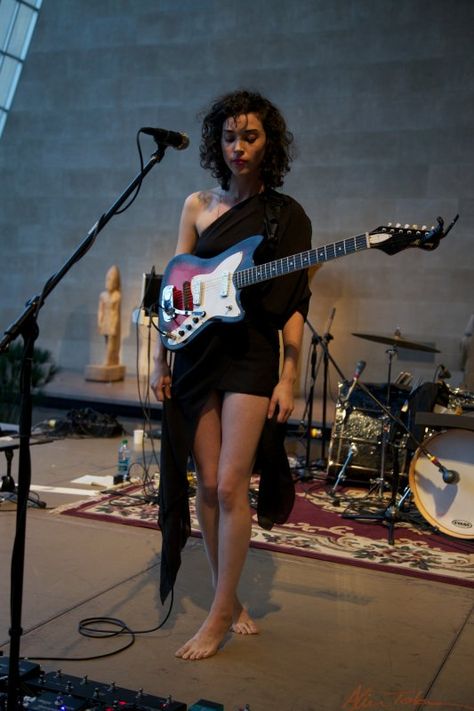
[1,408,474,710]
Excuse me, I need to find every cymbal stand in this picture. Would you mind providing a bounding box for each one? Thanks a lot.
[340,369,421,544]
[369,345,397,499]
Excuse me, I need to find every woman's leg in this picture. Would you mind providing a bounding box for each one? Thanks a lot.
[176,391,269,660]
[192,391,222,588]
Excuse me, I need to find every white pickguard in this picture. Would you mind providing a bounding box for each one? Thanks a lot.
[166,250,244,347]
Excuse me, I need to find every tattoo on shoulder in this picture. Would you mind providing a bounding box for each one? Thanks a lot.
[196,189,218,208]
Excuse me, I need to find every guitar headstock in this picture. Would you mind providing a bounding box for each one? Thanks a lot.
[368,215,459,256]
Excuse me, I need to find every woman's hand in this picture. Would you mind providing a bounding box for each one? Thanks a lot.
[150,357,172,402]
[267,377,294,423]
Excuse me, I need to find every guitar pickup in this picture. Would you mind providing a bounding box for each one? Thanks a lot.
[191,277,202,306]
[220,271,230,297]
[161,284,177,322]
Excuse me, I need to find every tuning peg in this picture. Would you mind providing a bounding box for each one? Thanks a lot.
[412,224,418,229]
[421,225,427,230]
[387,222,392,226]
[404,223,410,229]
[395,223,401,228]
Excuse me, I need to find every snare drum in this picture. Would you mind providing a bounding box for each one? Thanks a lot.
[409,428,474,538]
[327,382,409,483]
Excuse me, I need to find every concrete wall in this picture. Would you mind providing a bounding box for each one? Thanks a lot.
[0,0,473,395]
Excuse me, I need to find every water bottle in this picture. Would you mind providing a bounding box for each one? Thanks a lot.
[117,438,131,482]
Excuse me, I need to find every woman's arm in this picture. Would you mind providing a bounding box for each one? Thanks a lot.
[267,310,305,423]
[150,194,200,401]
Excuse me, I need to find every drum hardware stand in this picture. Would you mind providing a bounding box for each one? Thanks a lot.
[297,313,346,480]
[340,377,456,544]
[0,445,47,508]
[369,344,398,499]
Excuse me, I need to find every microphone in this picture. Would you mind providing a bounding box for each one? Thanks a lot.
[440,466,459,485]
[140,127,190,150]
[343,360,366,402]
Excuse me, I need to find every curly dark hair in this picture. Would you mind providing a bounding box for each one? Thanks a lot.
[199,89,294,190]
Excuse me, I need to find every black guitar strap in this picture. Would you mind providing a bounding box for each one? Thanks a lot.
[263,190,287,248]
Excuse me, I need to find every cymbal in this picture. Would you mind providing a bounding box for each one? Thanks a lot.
[352,331,440,353]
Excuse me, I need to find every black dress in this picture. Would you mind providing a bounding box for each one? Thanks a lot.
[158,190,312,603]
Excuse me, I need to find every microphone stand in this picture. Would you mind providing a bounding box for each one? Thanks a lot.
[298,317,346,479]
[0,142,168,711]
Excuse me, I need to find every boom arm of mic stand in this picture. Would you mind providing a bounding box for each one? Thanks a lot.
[1,146,166,710]
[0,147,165,354]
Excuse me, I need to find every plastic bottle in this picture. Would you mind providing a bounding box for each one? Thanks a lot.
[117,439,131,482]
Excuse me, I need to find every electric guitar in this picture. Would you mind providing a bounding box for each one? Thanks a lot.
[158,215,457,350]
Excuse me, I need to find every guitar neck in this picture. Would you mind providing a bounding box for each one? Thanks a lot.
[234,232,369,289]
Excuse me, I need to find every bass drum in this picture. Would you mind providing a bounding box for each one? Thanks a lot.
[409,428,474,539]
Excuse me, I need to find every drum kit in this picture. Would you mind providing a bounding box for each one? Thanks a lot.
[324,329,474,543]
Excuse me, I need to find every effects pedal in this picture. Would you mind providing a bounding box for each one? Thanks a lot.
[0,657,41,688]
[26,670,186,710]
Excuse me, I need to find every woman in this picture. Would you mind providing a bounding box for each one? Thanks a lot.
[151,89,312,660]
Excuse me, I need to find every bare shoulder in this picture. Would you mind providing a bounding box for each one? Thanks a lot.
[184,189,219,212]
[177,189,218,253]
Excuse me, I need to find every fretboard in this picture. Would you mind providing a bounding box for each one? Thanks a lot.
[234,232,369,289]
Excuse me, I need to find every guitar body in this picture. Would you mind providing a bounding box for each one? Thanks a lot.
[159,235,264,350]
[157,215,454,351]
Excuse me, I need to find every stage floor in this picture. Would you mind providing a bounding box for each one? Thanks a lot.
[1,414,473,709]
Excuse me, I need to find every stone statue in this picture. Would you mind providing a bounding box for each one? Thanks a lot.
[98,265,121,366]
[84,265,126,382]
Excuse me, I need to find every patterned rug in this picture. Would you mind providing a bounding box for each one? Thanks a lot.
[57,479,474,588]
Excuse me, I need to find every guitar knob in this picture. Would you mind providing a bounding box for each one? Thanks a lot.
[178,330,185,337]
[192,317,199,324]
[185,324,192,331]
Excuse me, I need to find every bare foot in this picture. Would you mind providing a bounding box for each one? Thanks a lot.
[232,599,259,635]
[175,613,231,661]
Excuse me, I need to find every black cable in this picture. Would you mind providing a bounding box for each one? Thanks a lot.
[23,589,174,663]
[114,131,145,214]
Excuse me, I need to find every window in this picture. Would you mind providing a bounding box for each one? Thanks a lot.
[0,0,42,138]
